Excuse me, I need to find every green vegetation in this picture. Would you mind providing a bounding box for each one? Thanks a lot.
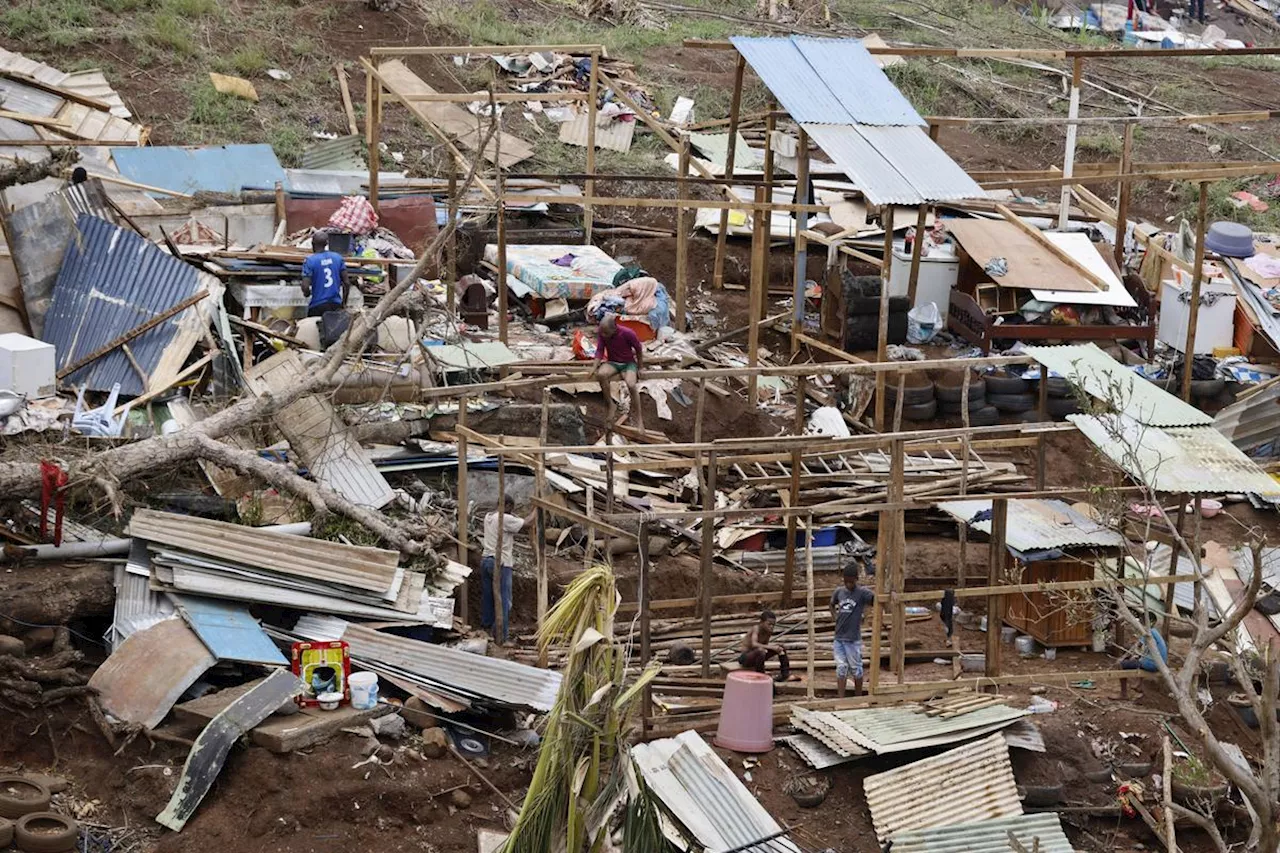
[1178,176,1280,233]
[224,45,273,77]
[268,125,307,167]
[186,82,255,133]
[1076,131,1124,158]
[144,11,197,54]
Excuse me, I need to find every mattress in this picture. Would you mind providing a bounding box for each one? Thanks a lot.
[483,243,623,300]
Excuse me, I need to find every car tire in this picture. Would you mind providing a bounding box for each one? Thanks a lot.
[1047,396,1081,419]
[935,374,987,402]
[899,399,938,421]
[938,396,989,414]
[1018,410,1046,423]
[988,392,1037,413]
[0,778,50,819]
[0,817,13,848]
[1044,377,1074,398]
[984,370,1029,395]
[969,405,1000,426]
[885,380,936,406]
[14,813,78,853]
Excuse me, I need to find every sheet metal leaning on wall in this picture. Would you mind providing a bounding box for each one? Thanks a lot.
[42,214,222,396]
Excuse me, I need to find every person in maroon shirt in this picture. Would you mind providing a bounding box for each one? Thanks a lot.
[590,313,644,430]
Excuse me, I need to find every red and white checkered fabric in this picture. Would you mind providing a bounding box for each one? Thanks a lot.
[327,195,378,234]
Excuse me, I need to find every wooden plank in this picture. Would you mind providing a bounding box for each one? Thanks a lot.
[945,218,1097,293]
[995,204,1105,292]
[172,677,392,753]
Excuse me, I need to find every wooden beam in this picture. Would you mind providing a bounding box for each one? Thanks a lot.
[584,51,600,243]
[400,91,588,103]
[456,397,470,624]
[894,574,1197,604]
[985,498,1008,680]
[792,125,811,356]
[700,451,717,678]
[1182,182,1210,402]
[905,205,928,306]
[370,44,606,56]
[530,496,634,541]
[713,55,747,289]
[995,203,1108,292]
[747,184,766,403]
[57,290,210,380]
[335,63,359,136]
[874,206,896,431]
[675,140,691,333]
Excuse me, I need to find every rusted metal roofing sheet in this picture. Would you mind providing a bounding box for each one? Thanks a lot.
[801,123,983,205]
[245,350,395,509]
[6,179,116,338]
[88,618,215,729]
[1070,413,1280,496]
[129,508,402,596]
[935,498,1125,551]
[863,733,1022,843]
[1213,379,1280,454]
[1024,343,1212,427]
[731,36,923,126]
[889,813,1076,853]
[292,619,562,711]
[633,730,801,853]
[42,214,221,396]
[829,703,1030,753]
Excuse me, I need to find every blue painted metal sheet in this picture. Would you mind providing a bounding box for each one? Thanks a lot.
[42,214,212,396]
[174,595,288,666]
[731,37,850,124]
[792,38,924,126]
[110,144,285,196]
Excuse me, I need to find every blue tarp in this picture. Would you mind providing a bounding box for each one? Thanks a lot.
[110,144,285,196]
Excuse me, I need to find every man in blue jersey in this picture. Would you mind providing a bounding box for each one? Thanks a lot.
[300,233,349,317]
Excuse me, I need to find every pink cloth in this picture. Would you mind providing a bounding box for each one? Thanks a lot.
[586,276,661,319]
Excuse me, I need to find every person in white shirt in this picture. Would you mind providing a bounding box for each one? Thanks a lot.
[481,495,535,644]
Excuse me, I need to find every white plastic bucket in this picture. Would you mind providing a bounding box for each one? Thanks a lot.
[349,671,379,710]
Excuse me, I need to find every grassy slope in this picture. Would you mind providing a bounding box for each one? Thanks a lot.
[4,0,1280,227]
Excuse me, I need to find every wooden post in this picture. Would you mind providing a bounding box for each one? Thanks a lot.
[985,498,1008,680]
[584,487,595,568]
[1181,181,1209,403]
[747,184,767,404]
[493,456,507,644]
[675,140,692,332]
[456,396,470,625]
[536,390,550,635]
[1114,123,1135,269]
[584,50,600,243]
[905,204,928,306]
[892,375,906,432]
[367,71,381,216]
[1162,497,1187,638]
[700,450,718,678]
[1162,735,1176,851]
[446,163,458,310]
[496,113,509,345]
[792,126,811,356]
[693,378,707,444]
[805,512,816,700]
[890,439,906,682]
[759,102,777,322]
[874,206,896,431]
[639,520,652,734]
[958,520,968,588]
[604,425,616,561]
[783,377,806,608]
[712,55,747,289]
[1057,57,1083,230]
[1036,372,1049,490]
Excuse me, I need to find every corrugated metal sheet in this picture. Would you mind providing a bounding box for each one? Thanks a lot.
[863,733,1023,843]
[889,814,1076,853]
[0,78,63,118]
[1024,343,1212,427]
[935,498,1125,551]
[301,135,365,170]
[130,508,403,595]
[244,350,395,509]
[292,619,563,712]
[792,37,924,125]
[828,703,1030,752]
[731,36,922,126]
[42,214,220,396]
[107,546,175,650]
[791,706,872,758]
[88,618,215,729]
[1110,551,1218,618]
[1213,379,1280,453]
[282,168,405,195]
[111,144,285,196]
[0,48,133,119]
[6,179,117,338]
[801,123,983,205]
[632,730,800,853]
[1070,413,1280,495]
[776,733,857,769]
[174,595,288,666]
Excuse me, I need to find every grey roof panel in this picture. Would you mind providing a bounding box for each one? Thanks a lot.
[731,37,848,124]
[802,122,921,205]
[890,814,1076,853]
[1213,379,1280,453]
[852,124,986,201]
[935,498,1125,551]
[792,37,924,126]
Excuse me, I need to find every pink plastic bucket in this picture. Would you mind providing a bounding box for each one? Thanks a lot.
[714,670,775,753]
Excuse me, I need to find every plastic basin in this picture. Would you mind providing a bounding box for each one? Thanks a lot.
[714,671,774,753]
[1204,221,1255,258]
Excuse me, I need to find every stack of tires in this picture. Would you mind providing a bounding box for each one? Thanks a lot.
[885,374,937,421]
[1042,376,1082,420]
[0,776,79,853]
[984,370,1038,418]
[934,371,999,426]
